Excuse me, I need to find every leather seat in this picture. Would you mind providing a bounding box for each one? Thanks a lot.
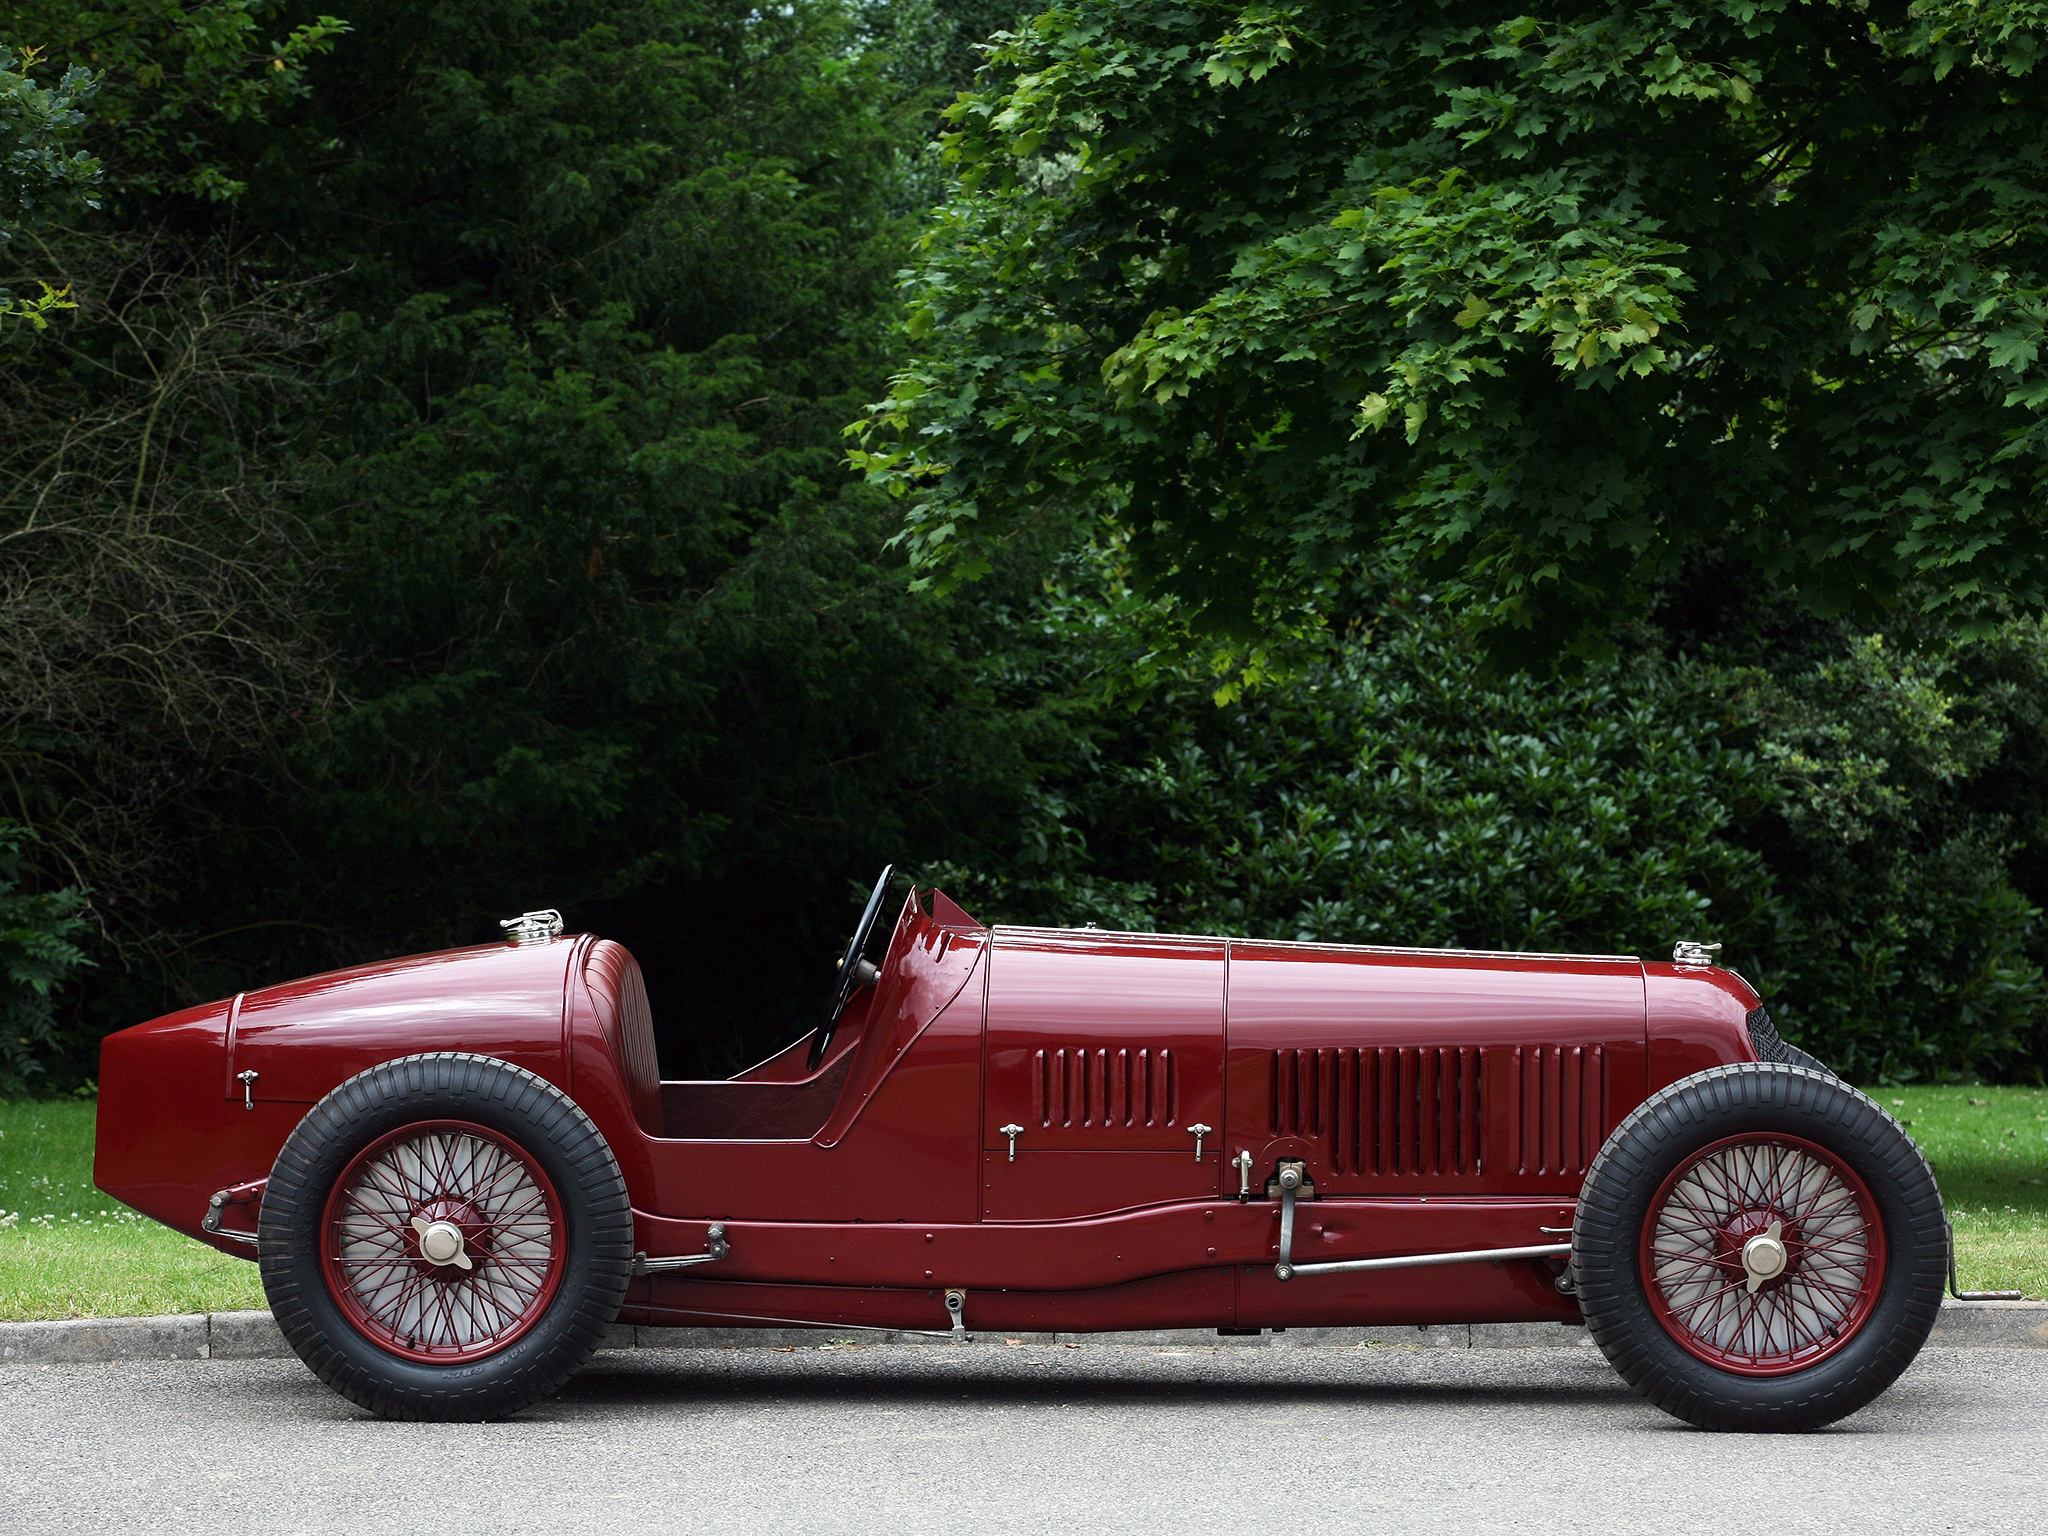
[583,940,662,1135]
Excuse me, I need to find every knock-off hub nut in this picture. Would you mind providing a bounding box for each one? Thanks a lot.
[412,1215,474,1271]
[1740,1219,1787,1294]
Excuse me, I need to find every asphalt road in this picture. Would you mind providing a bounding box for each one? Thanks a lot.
[3,1342,2041,1535]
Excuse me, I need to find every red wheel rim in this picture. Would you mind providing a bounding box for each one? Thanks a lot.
[320,1119,566,1364]
[1641,1132,1885,1377]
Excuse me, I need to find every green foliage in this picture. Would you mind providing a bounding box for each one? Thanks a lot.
[279,1,1005,895]
[0,43,101,327]
[7,2,347,205]
[0,0,1044,1074]
[937,568,2048,1083]
[6,0,2047,1100]
[1724,616,2048,1082]
[0,822,91,1096]
[0,231,327,970]
[943,581,1776,948]
[0,0,1067,1083]
[0,44,98,232]
[859,1,2048,660]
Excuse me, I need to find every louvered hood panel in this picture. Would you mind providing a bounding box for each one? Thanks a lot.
[1034,1045,1179,1132]
[984,928,1225,1154]
[1505,1044,1608,1179]
[1271,1046,1484,1178]
[1227,942,1646,1196]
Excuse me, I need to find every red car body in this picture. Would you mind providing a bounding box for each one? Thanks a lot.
[96,887,1765,1339]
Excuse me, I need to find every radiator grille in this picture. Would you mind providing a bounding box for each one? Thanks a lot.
[1506,1044,1606,1177]
[1269,1047,1484,1177]
[1032,1047,1178,1129]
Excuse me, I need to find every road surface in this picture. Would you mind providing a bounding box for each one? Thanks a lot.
[3,1341,2039,1534]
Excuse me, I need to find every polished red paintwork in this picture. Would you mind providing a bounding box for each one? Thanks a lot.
[1223,942,1648,1198]
[1645,962,1762,1091]
[983,930,1224,1219]
[228,941,577,1104]
[95,890,1764,1333]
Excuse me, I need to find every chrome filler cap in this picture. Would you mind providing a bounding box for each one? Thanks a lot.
[499,909,564,946]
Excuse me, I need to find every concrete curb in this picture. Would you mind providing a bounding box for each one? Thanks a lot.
[3,1300,2043,1366]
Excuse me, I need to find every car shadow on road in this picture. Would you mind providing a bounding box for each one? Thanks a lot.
[550,1348,1636,1414]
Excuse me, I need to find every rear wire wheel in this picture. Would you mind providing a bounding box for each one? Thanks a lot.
[321,1119,567,1364]
[261,1053,633,1421]
[1574,1063,1945,1431]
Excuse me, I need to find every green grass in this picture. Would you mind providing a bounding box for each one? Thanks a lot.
[2,1087,2042,1322]
[0,1099,265,1322]
[1884,1085,2047,1300]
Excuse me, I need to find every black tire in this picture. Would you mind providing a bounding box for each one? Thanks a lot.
[1779,1042,1832,1076]
[259,1052,633,1421]
[1745,1005,1837,1079]
[1574,1062,1945,1431]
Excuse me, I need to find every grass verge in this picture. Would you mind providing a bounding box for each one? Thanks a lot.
[2,1086,2042,1322]
[1885,1085,2047,1299]
[0,1098,264,1322]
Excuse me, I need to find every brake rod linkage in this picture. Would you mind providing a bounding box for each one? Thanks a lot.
[1269,1162,1572,1282]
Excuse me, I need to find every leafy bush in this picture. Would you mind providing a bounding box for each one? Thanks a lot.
[1727,622,2048,1083]
[937,582,2048,1084]
[939,586,1778,955]
[0,821,90,1095]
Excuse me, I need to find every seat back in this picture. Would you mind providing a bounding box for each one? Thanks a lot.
[584,940,662,1136]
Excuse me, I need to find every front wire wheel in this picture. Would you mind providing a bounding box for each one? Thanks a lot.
[1575,1063,1946,1432]
[1643,1133,1883,1375]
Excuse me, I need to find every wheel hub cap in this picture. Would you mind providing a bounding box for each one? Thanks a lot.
[412,1216,473,1270]
[1740,1220,1787,1294]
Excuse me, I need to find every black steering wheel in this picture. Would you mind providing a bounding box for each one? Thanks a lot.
[808,864,894,1071]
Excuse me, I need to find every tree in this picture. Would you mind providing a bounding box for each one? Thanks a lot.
[0,234,328,938]
[932,556,2048,1081]
[858,1,2048,662]
[0,0,1056,1078]
[0,43,99,328]
[1,2,345,1036]
[5,3,346,209]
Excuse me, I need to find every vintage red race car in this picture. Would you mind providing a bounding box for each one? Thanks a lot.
[94,868,1949,1428]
